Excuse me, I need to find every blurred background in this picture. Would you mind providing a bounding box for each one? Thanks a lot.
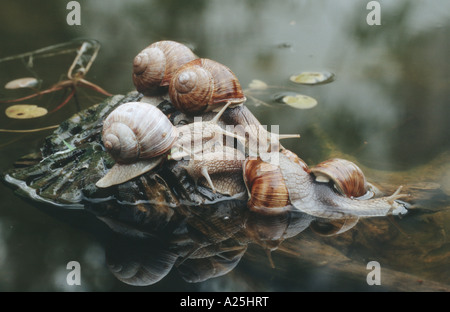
[0,0,449,291]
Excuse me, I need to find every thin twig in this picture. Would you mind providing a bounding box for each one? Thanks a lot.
[0,125,58,133]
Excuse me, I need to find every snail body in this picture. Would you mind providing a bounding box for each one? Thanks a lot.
[132,41,197,96]
[169,58,246,114]
[183,146,245,193]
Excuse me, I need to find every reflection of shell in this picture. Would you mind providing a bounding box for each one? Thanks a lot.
[106,236,179,286]
[310,217,359,237]
[177,246,247,283]
[244,210,312,243]
[184,200,247,244]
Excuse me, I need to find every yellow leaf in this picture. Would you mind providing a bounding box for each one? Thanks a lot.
[282,94,317,109]
[5,104,48,119]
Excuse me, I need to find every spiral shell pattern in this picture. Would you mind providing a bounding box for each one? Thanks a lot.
[169,58,246,114]
[102,102,177,163]
[309,158,368,198]
[132,41,197,95]
[243,157,291,215]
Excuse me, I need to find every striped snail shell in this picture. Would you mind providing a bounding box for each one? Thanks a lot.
[308,158,371,236]
[309,158,368,198]
[96,102,178,188]
[132,41,198,95]
[243,158,291,215]
[243,150,307,215]
[169,58,246,115]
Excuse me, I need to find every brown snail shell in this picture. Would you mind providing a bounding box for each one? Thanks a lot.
[243,157,292,215]
[96,102,178,188]
[309,158,368,198]
[243,149,308,215]
[169,58,246,115]
[132,41,198,96]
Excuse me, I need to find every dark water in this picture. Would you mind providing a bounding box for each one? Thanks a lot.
[0,0,449,291]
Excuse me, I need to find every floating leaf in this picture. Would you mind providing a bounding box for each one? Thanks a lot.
[289,71,334,85]
[282,94,318,109]
[4,77,39,89]
[5,104,48,119]
[248,79,268,90]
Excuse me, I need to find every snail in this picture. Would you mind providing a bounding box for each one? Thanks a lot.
[132,41,198,96]
[243,150,408,219]
[169,58,247,114]
[309,158,378,199]
[96,101,249,189]
[96,101,178,188]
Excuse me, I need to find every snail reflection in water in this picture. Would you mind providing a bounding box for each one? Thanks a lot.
[103,194,314,286]
[97,40,408,224]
